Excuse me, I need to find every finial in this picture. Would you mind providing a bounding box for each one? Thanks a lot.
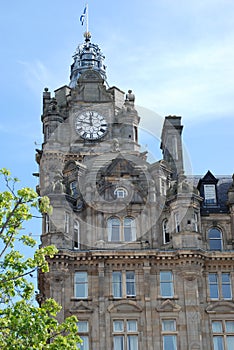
[84,31,91,41]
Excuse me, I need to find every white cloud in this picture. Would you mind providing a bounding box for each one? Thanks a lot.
[17,60,52,95]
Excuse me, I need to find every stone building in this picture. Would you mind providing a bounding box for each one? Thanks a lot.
[36,31,234,350]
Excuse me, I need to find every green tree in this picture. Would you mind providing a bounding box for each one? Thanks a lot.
[0,168,81,349]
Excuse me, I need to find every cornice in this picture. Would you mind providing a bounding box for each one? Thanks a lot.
[47,249,234,266]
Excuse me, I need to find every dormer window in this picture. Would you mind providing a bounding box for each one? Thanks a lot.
[114,187,128,199]
[204,184,217,205]
[197,171,219,210]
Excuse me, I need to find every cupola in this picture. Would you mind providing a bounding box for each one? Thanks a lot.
[69,32,107,88]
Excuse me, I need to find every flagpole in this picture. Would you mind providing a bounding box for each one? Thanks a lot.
[86,3,89,34]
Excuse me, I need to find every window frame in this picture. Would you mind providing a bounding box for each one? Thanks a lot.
[161,319,178,350]
[113,319,138,350]
[74,272,88,299]
[211,320,234,350]
[45,213,50,233]
[107,216,136,242]
[74,220,80,249]
[70,180,78,197]
[112,271,136,299]
[77,320,89,350]
[204,184,217,206]
[160,271,174,298]
[174,212,180,233]
[65,212,70,234]
[163,219,170,244]
[114,187,128,199]
[208,272,232,301]
[208,227,223,251]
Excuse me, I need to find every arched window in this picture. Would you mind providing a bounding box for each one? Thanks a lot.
[108,217,136,242]
[108,217,120,242]
[114,187,128,199]
[124,217,136,241]
[74,220,80,249]
[162,219,170,244]
[208,227,223,251]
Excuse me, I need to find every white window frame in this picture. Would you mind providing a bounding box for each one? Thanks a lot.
[74,272,88,299]
[163,219,170,244]
[160,178,167,196]
[212,320,234,350]
[77,321,89,350]
[112,271,136,298]
[108,217,136,242]
[204,184,217,205]
[174,212,180,233]
[114,187,128,199]
[208,273,232,300]
[208,227,223,251]
[160,271,174,298]
[45,214,49,233]
[193,212,199,232]
[113,319,138,350]
[74,220,80,249]
[162,319,177,350]
[65,212,70,234]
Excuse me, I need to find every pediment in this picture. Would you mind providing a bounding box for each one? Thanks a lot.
[69,301,93,314]
[206,301,234,314]
[108,300,142,313]
[156,299,181,313]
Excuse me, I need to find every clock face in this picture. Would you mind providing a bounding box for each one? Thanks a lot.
[75,110,108,140]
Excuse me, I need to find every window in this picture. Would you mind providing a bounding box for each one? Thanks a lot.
[70,180,78,197]
[108,217,136,242]
[162,319,177,350]
[208,273,232,300]
[193,212,199,232]
[123,218,136,241]
[160,178,167,196]
[112,271,136,298]
[160,271,174,298]
[74,272,88,298]
[208,228,223,251]
[45,214,49,233]
[77,321,89,350]
[174,213,180,233]
[108,218,120,241]
[163,219,170,244]
[74,220,80,249]
[113,320,138,350]
[212,320,234,350]
[114,187,128,198]
[204,184,217,205]
[65,212,70,234]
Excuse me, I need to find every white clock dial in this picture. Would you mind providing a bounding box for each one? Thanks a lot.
[75,110,108,140]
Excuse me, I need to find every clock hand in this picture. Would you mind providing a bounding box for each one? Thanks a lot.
[89,115,93,126]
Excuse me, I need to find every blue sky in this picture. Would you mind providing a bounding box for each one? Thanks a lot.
[1,0,234,187]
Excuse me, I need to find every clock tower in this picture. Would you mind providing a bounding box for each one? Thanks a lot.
[36,28,234,350]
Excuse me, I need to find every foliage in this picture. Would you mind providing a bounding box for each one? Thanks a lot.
[0,169,81,349]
